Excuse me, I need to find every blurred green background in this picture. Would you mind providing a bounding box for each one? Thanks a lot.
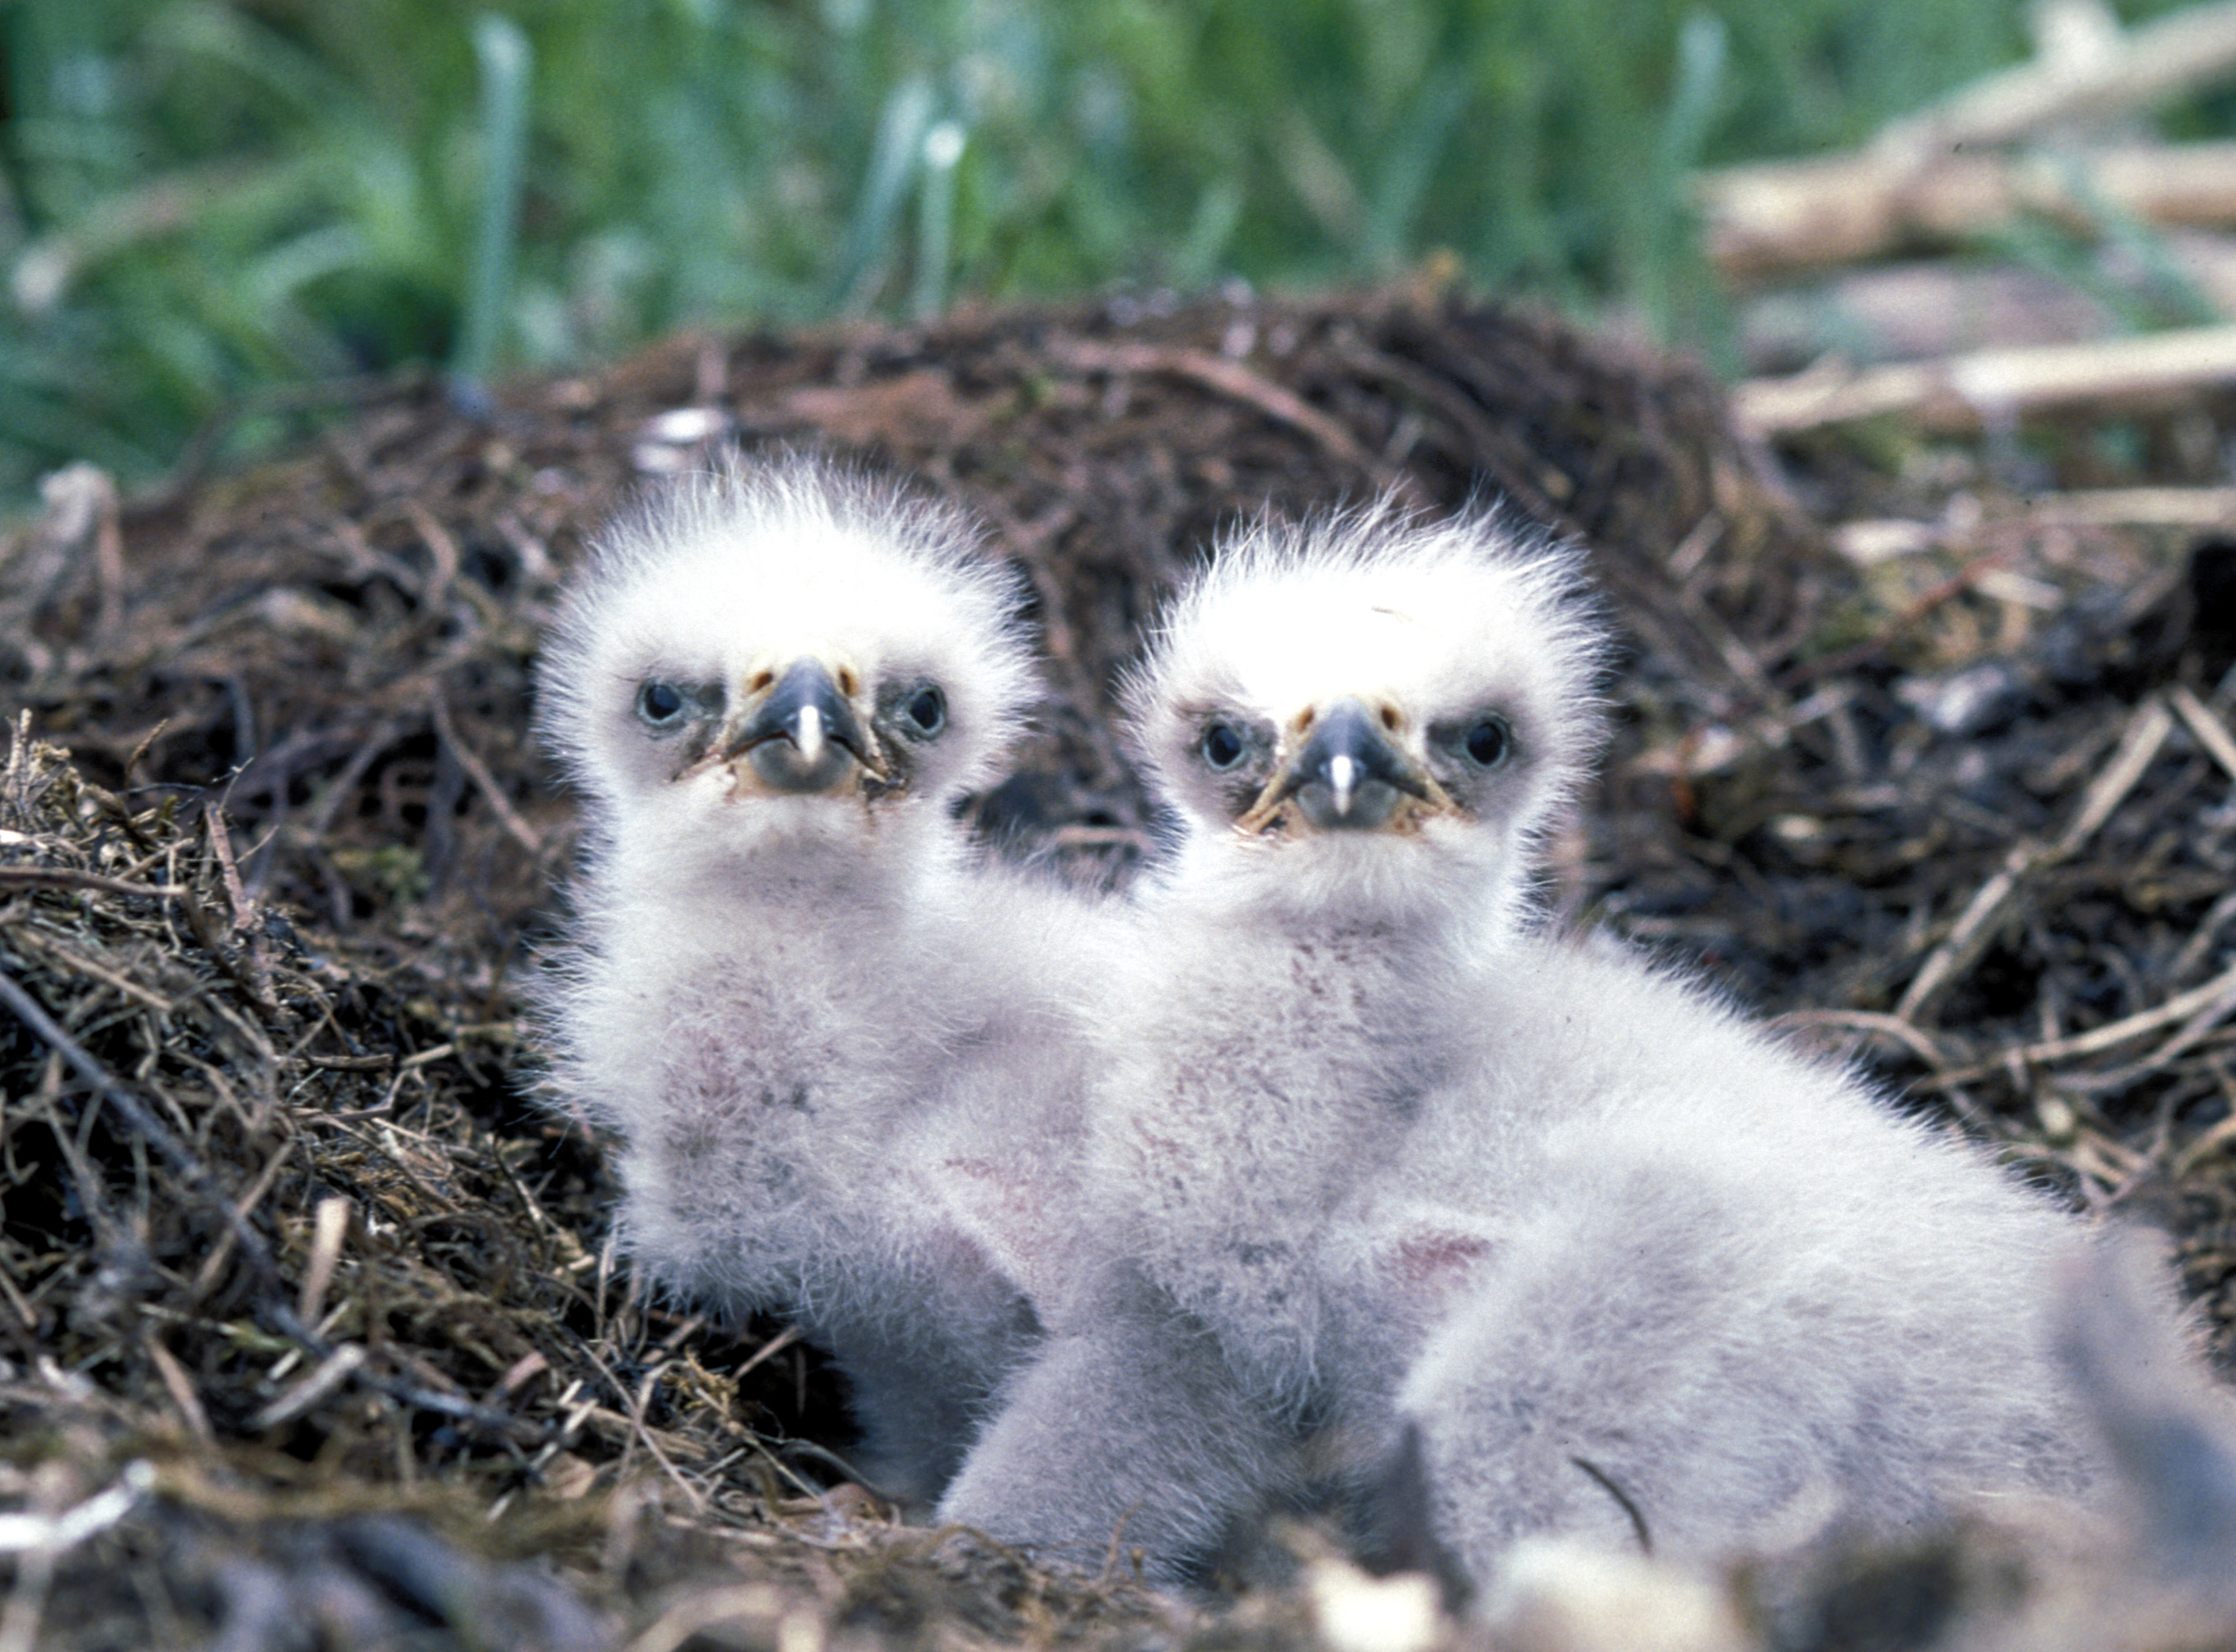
[0,0,2215,506]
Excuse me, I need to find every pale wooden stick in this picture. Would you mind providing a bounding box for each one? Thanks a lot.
[1735,324,2236,434]
[1895,698,2173,1021]
[1703,142,2236,281]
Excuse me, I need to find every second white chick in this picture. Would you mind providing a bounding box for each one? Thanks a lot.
[940,504,1604,1577]
[536,456,1105,1507]
[941,503,2126,1589]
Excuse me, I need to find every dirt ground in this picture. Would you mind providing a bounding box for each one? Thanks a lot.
[2,280,2234,1650]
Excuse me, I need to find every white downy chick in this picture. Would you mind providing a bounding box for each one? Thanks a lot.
[942,501,2149,1590]
[536,455,1104,1507]
[939,502,1604,1577]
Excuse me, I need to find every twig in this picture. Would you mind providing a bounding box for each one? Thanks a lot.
[2055,697,2175,857]
[247,1343,367,1430]
[1700,141,2236,281]
[1768,1008,1950,1068]
[576,1343,707,1514]
[6,927,177,1016]
[1054,340,1415,498]
[0,866,187,900]
[428,688,543,854]
[1878,2,2236,157]
[204,808,275,1009]
[189,1136,296,1302]
[727,1324,806,1383]
[1776,551,2010,690]
[0,961,514,1434]
[2020,956,2236,1066]
[297,1195,351,1327]
[2172,684,2236,784]
[1896,697,2173,1021]
[622,1585,793,1652]
[0,1461,152,1556]
[2029,487,2236,529]
[1735,326,2236,436]
[145,1338,214,1446]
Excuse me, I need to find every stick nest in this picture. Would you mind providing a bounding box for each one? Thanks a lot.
[1,283,2233,1648]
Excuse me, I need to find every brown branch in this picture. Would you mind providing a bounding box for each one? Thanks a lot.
[1054,340,1416,499]
[0,866,187,900]
[428,689,543,855]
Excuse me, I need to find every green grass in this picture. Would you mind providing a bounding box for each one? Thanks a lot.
[0,0,2210,505]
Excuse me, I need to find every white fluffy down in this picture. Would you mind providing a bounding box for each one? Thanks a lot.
[534,454,1111,1508]
[937,500,2181,1592]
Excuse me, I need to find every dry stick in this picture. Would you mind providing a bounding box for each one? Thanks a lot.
[297,1194,352,1327]
[1879,0,2236,157]
[2056,980,2236,1096]
[1735,326,2236,436]
[187,1134,295,1301]
[144,1337,215,1447]
[1895,697,2175,1023]
[1971,956,2236,1075]
[1776,550,2010,691]
[2028,487,2236,529]
[428,688,543,854]
[726,1324,805,1384]
[6,927,176,1016]
[1768,1008,1951,1068]
[2175,1105,2236,1176]
[403,500,463,620]
[1699,141,2236,281]
[2171,888,2236,984]
[247,1343,368,1431]
[203,808,274,1009]
[1835,490,2236,565]
[0,866,187,900]
[1053,339,1419,500]
[0,1267,39,1334]
[1697,0,2236,279]
[2172,684,2236,783]
[576,1343,707,1514]
[622,1586,796,1652]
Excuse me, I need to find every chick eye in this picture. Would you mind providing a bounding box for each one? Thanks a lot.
[904,685,946,737]
[1200,723,1247,771]
[1463,715,1513,767]
[636,680,688,730]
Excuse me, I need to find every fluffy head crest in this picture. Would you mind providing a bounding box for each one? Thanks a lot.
[537,453,1036,832]
[1125,500,1609,917]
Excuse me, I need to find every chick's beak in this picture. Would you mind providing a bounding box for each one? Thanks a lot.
[1242,698,1450,833]
[721,657,881,794]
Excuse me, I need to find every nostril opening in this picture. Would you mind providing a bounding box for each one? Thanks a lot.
[1379,704,1401,731]
[748,669,774,694]
[837,665,860,697]
[1298,707,1317,731]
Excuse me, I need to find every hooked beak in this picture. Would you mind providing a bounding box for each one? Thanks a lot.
[717,658,883,794]
[1238,698,1453,834]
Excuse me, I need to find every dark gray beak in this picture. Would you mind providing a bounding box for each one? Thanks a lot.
[729,658,876,793]
[1274,699,1430,831]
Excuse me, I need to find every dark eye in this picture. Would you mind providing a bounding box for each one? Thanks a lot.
[904,686,946,736]
[636,680,688,730]
[1200,723,1247,771]
[1463,715,1512,767]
